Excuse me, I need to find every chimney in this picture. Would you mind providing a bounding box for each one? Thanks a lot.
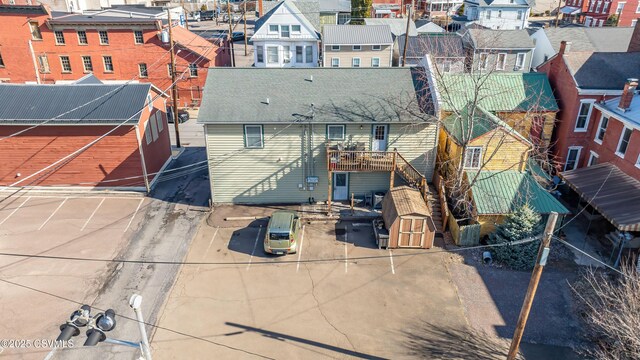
[628,18,640,52]
[258,0,263,17]
[618,78,638,111]
[559,41,572,55]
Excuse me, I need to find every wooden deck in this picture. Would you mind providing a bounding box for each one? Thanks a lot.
[327,150,394,172]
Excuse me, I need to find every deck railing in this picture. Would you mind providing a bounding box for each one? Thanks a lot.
[327,150,394,172]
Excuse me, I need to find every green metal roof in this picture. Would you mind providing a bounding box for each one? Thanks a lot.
[468,171,569,215]
[439,73,559,113]
[268,211,296,233]
[442,104,530,145]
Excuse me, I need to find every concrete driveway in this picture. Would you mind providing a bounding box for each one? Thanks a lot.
[152,216,469,359]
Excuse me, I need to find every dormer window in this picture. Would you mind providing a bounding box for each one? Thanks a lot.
[268,24,278,34]
[292,25,301,33]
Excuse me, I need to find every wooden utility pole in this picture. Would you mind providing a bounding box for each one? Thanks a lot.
[243,0,248,56]
[180,1,189,30]
[401,5,411,67]
[167,9,181,148]
[227,0,235,67]
[506,212,559,360]
[554,0,561,27]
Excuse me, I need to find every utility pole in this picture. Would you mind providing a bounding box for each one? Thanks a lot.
[401,5,411,67]
[228,0,235,67]
[506,212,559,360]
[180,0,189,30]
[243,0,248,56]
[167,9,182,148]
[554,0,561,27]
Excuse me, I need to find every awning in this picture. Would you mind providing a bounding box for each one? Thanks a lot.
[559,6,581,15]
[561,163,640,231]
[374,9,393,14]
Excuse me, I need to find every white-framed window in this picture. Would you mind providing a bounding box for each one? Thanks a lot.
[189,63,198,77]
[595,1,602,12]
[331,45,340,51]
[616,126,633,157]
[82,56,93,72]
[588,151,599,166]
[60,56,71,72]
[134,30,144,44]
[352,57,360,67]
[305,46,313,63]
[244,125,263,148]
[29,21,42,40]
[268,24,279,34]
[372,45,381,51]
[588,0,595,11]
[485,10,491,19]
[99,30,109,45]
[77,30,88,45]
[280,25,290,38]
[167,63,173,77]
[331,58,340,67]
[496,53,507,70]
[352,45,362,51]
[616,2,625,12]
[478,53,488,70]
[515,53,526,70]
[443,60,451,72]
[327,125,345,140]
[594,115,609,144]
[564,146,582,171]
[292,25,301,33]
[139,63,148,78]
[256,46,264,63]
[372,57,380,67]
[597,19,604,27]
[464,147,482,169]
[54,30,65,45]
[575,100,594,132]
[267,46,279,64]
[37,55,49,73]
[283,46,291,64]
[517,10,523,20]
[103,55,113,72]
[296,46,303,63]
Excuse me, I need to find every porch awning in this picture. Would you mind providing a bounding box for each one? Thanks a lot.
[561,163,640,231]
[559,6,581,15]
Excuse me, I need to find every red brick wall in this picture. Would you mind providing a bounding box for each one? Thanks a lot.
[0,10,50,83]
[580,0,640,26]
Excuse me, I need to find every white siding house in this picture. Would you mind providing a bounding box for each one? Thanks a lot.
[251,0,320,67]
[460,0,530,29]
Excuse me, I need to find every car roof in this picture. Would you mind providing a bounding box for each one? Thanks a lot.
[269,211,296,233]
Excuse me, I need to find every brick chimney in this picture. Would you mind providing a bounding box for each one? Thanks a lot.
[618,78,639,111]
[258,0,263,17]
[559,40,572,55]
[628,18,640,52]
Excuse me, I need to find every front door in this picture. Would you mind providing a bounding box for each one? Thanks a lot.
[372,125,388,151]
[333,172,348,201]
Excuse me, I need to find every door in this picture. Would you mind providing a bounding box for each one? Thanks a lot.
[333,172,348,201]
[372,125,388,151]
[398,217,425,248]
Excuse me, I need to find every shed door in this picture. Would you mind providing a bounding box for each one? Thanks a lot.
[398,217,425,248]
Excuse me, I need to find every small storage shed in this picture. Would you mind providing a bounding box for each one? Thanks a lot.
[382,186,435,249]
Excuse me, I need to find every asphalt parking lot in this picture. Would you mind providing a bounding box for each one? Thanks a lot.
[152,214,469,359]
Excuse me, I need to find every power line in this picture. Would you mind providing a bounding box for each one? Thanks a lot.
[553,236,632,279]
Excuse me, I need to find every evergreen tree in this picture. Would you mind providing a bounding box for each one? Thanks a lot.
[488,205,542,271]
[351,0,372,19]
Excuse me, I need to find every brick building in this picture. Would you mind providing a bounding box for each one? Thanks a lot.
[0,4,229,107]
[562,0,640,27]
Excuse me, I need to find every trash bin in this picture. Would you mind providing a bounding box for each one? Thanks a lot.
[373,191,385,210]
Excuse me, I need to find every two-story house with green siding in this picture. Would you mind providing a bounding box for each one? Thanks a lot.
[198,67,439,205]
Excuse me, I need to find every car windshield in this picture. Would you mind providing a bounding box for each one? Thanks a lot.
[269,232,290,240]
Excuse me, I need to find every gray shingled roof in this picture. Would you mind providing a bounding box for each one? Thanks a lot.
[319,0,350,12]
[398,33,466,63]
[564,51,640,90]
[198,68,435,124]
[364,18,418,37]
[49,13,159,24]
[467,28,534,49]
[543,27,634,53]
[0,83,152,125]
[323,25,393,45]
[257,0,321,33]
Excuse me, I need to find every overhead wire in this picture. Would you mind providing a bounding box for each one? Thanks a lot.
[553,236,632,279]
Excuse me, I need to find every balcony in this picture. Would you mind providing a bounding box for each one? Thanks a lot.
[327,150,394,172]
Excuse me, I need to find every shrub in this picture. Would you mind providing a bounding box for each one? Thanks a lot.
[488,205,542,270]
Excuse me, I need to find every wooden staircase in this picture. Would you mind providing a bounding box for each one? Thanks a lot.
[427,185,444,234]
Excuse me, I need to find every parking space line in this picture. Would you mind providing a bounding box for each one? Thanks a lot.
[389,249,396,275]
[296,225,305,273]
[81,198,105,232]
[38,198,68,231]
[344,231,348,274]
[0,196,31,226]
[124,198,145,233]
[246,225,262,271]
[196,227,219,273]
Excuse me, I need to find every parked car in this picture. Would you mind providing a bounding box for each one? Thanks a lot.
[264,211,301,255]
[187,11,201,22]
[199,10,215,20]
[231,31,245,42]
[222,13,242,23]
[203,32,227,45]
[167,108,190,123]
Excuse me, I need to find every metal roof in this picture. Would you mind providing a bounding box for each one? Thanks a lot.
[442,104,531,145]
[469,171,569,215]
[319,0,350,12]
[397,33,465,62]
[364,18,418,37]
[439,73,559,112]
[198,68,436,124]
[543,27,634,53]
[0,83,152,125]
[561,163,640,231]
[322,25,393,45]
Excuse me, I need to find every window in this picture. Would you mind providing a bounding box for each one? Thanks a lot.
[54,31,65,45]
[82,56,93,72]
[0,52,3,67]
[564,147,582,171]
[99,30,109,45]
[595,1,602,12]
[594,115,608,143]
[280,25,290,38]
[616,2,625,12]
[167,63,173,77]
[331,45,340,51]
[144,122,152,144]
[29,22,42,40]
[588,151,599,167]
[138,63,148,78]
[464,147,482,169]
[189,63,198,77]
[327,125,345,140]
[616,126,633,157]
[37,55,49,73]
[637,3,640,12]
[331,58,340,67]
[256,46,264,63]
[268,24,279,33]
[352,57,360,67]
[478,53,488,70]
[267,46,279,64]
[372,57,380,67]
[292,25,301,33]
[134,30,144,44]
[296,46,303,62]
[443,60,451,72]
[485,10,491,19]
[575,100,593,131]
[496,53,507,70]
[305,46,313,63]
[150,114,159,141]
[60,56,71,72]
[77,30,88,45]
[588,0,595,11]
[517,10,523,20]
[372,45,381,51]
[515,53,526,70]
[156,112,164,132]
[244,125,263,148]
[103,56,113,72]
[283,46,290,64]
[352,45,362,51]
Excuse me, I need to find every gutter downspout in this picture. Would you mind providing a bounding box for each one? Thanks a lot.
[134,125,151,192]
[28,40,41,84]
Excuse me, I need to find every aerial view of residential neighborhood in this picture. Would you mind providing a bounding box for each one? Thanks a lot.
[1,0,640,358]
